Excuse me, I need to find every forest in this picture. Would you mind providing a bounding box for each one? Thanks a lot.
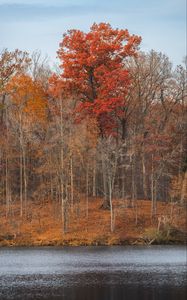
[0,23,186,246]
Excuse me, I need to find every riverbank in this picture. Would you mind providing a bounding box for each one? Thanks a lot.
[0,198,186,247]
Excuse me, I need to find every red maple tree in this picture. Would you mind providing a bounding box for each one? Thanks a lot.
[50,23,141,136]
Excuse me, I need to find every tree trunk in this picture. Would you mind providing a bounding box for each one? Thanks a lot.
[121,118,127,140]
[151,154,155,218]
[109,179,114,232]
[86,163,89,217]
[92,159,96,197]
[101,146,110,209]
[19,152,23,218]
[22,145,27,216]
[142,149,148,199]
[5,153,10,218]
[131,154,137,209]
[180,170,187,204]
[70,155,74,212]
[19,111,27,217]
[5,107,10,217]
[60,98,65,234]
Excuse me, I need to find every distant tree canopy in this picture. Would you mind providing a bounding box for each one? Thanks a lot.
[0,23,186,234]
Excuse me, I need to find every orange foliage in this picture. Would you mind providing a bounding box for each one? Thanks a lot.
[7,74,47,122]
[0,49,30,95]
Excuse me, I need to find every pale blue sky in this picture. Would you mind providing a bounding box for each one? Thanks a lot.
[0,0,186,67]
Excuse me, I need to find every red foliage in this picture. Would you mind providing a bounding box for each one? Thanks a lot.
[50,23,141,135]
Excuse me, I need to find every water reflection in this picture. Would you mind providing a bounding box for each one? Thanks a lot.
[0,246,186,299]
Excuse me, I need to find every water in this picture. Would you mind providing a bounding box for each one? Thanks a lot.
[0,246,186,299]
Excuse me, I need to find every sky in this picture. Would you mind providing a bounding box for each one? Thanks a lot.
[0,0,186,67]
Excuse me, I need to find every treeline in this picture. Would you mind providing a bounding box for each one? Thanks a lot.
[0,23,186,232]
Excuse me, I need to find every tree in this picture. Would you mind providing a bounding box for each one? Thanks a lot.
[57,22,141,136]
[0,49,30,216]
[0,49,30,125]
[7,74,47,217]
[52,22,141,210]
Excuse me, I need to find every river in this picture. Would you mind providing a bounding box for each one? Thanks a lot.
[0,245,186,299]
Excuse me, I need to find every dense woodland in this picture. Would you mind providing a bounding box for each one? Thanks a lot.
[0,23,186,241]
